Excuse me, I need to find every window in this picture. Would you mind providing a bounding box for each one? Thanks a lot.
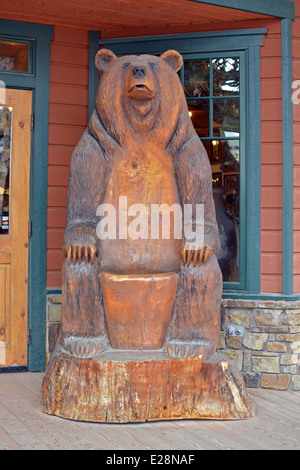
[0,39,33,74]
[98,29,265,293]
[180,53,245,285]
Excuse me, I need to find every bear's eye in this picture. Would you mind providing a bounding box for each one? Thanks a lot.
[123,62,131,69]
[149,62,156,69]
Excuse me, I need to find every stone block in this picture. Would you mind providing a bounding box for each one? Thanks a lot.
[290,327,300,333]
[225,335,243,349]
[285,309,300,315]
[282,314,300,326]
[282,365,297,374]
[47,303,62,322]
[265,327,289,333]
[267,342,287,353]
[290,342,300,354]
[219,331,225,349]
[252,351,277,356]
[283,301,300,309]
[243,351,252,372]
[256,300,286,309]
[291,375,300,391]
[261,374,290,390]
[253,356,279,373]
[222,299,257,309]
[280,354,299,365]
[47,294,62,304]
[229,310,250,328]
[243,333,268,351]
[253,309,282,326]
[277,333,300,342]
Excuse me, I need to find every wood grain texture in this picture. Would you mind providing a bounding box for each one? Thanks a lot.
[0,89,32,367]
[42,352,255,423]
[0,0,269,31]
[100,272,179,349]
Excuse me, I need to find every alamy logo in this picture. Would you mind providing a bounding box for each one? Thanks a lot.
[96,196,205,246]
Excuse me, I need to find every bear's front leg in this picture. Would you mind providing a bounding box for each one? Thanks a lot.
[57,228,110,359]
[165,252,222,360]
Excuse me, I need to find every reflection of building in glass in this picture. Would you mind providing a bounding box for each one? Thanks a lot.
[0,106,12,233]
[183,57,240,282]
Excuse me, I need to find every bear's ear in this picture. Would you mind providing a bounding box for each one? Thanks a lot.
[95,49,117,71]
[160,50,183,72]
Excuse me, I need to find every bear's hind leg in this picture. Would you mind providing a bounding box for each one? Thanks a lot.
[165,254,222,360]
[56,260,109,359]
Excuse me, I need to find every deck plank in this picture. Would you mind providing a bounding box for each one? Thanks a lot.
[0,372,299,450]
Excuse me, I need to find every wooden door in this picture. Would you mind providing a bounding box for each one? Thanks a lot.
[0,89,32,367]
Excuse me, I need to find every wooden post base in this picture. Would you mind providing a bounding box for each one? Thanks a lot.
[41,350,255,422]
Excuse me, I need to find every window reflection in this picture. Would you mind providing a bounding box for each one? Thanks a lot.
[184,60,210,98]
[213,98,239,137]
[188,101,210,138]
[184,57,240,282]
[203,140,240,282]
[0,41,30,72]
[0,106,12,234]
[212,58,239,96]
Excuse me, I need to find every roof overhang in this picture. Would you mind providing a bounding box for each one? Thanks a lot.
[188,0,295,20]
[0,0,294,31]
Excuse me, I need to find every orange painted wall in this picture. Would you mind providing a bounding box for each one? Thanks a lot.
[47,26,89,288]
[46,18,288,294]
[293,3,300,293]
[260,21,283,293]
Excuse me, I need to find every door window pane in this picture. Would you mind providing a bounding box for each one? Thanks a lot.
[0,41,30,72]
[0,106,12,234]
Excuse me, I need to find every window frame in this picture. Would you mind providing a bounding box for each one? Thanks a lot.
[96,29,266,295]
[0,36,36,76]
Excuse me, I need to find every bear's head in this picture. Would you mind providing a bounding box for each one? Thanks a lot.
[94,49,191,146]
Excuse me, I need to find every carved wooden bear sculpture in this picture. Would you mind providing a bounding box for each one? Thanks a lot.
[42,49,256,423]
[58,48,222,362]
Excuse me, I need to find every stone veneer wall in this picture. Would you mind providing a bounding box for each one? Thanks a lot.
[46,295,300,391]
[220,299,300,391]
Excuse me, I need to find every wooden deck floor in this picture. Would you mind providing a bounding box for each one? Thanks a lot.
[0,371,299,450]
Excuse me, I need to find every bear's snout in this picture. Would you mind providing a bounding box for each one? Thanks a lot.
[126,62,155,101]
[133,66,146,78]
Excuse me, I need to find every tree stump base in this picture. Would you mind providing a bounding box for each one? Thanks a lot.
[42,350,255,422]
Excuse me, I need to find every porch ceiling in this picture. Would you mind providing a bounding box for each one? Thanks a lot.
[0,0,271,32]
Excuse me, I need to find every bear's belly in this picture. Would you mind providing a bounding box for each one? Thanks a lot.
[98,144,182,274]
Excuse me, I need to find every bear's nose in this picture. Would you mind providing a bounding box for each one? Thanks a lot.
[133,66,146,78]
